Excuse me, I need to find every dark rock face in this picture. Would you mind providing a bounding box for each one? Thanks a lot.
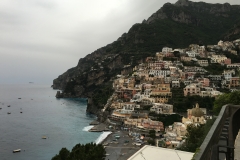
[53,0,240,116]
[55,91,62,98]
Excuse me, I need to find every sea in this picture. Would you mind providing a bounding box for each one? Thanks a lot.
[0,84,111,160]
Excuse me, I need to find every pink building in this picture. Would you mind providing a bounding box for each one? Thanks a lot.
[142,119,164,132]
[197,78,210,87]
[224,58,231,65]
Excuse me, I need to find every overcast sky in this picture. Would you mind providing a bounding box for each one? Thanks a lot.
[0,0,239,84]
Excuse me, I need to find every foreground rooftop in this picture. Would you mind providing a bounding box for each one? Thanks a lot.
[127,145,194,160]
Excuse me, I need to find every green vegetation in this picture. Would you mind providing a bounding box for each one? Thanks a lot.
[149,130,156,139]
[203,63,227,75]
[92,82,114,109]
[147,139,156,146]
[170,91,215,113]
[64,80,77,95]
[225,52,240,63]
[148,130,156,145]
[52,143,106,160]
[149,113,182,127]
[213,91,240,115]
[179,117,216,152]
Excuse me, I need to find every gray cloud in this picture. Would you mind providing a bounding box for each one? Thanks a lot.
[0,0,239,84]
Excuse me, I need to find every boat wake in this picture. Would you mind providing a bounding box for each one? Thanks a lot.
[82,125,94,131]
[95,132,112,144]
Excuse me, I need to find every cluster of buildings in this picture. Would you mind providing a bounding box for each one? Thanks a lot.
[102,39,240,149]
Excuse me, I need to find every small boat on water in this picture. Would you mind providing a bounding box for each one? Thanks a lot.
[8,105,10,107]
[13,149,21,153]
[7,112,11,114]
[42,136,47,139]
[18,98,21,99]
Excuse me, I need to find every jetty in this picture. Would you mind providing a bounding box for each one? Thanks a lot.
[88,123,109,132]
[89,120,100,125]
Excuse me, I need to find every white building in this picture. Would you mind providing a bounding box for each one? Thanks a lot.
[222,70,234,80]
[172,80,180,88]
[186,51,199,57]
[122,102,136,111]
[149,69,171,77]
[210,55,227,64]
[150,103,173,114]
[162,47,173,53]
[198,60,209,66]
[227,63,240,69]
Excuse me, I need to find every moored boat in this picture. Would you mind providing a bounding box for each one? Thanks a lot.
[7,112,11,114]
[13,149,21,153]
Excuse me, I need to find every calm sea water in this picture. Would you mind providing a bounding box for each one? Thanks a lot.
[0,84,102,160]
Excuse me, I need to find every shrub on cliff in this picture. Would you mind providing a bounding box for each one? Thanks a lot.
[92,83,114,109]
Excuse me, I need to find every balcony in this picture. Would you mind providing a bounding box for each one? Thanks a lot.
[194,104,240,160]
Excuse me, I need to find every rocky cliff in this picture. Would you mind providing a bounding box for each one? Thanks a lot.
[53,0,240,116]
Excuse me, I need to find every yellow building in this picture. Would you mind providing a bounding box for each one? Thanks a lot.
[182,103,206,125]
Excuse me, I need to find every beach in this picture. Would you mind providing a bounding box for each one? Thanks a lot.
[102,129,141,160]
[86,122,143,160]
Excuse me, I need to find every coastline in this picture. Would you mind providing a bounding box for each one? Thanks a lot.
[95,131,112,144]
[86,121,113,145]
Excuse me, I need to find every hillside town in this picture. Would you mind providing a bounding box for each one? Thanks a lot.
[98,38,240,154]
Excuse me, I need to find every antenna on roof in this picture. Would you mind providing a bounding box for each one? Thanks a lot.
[174,149,182,160]
[140,152,146,160]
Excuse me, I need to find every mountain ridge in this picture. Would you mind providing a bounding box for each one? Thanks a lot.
[52,0,240,115]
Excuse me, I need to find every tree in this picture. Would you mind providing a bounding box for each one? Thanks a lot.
[149,130,156,139]
[213,91,240,115]
[179,118,216,152]
[180,124,205,152]
[52,143,106,160]
[157,114,182,127]
[52,148,70,160]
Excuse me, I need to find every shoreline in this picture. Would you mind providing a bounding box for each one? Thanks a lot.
[99,131,114,145]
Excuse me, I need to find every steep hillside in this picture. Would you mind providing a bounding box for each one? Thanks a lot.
[52,0,240,115]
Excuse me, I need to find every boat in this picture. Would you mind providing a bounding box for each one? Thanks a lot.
[18,98,21,99]
[13,149,21,153]
[8,105,10,107]
[42,136,47,139]
[7,112,11,114]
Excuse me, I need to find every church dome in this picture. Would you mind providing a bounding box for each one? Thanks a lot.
[191,103,204,117]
